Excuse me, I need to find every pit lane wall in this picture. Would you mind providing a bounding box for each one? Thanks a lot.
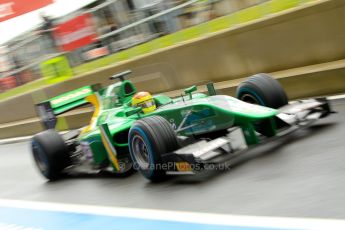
[1,0,345,139]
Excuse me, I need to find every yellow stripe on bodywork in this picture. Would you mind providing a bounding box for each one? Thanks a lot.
[100,125,120,171]
[81,93,101,135]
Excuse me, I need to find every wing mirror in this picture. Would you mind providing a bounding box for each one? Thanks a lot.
[184,85,197,99]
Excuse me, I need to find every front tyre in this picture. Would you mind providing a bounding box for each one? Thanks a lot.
[236,73,289,136]
[128,116,178,182]
[31,129,71,181]
[236,73,288,109]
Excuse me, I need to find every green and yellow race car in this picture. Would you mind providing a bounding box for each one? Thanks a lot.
[31,70,333,182]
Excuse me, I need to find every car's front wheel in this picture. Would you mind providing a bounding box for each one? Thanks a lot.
[236,73,288,109]
[236,73,289,136]
[128,116,178,182]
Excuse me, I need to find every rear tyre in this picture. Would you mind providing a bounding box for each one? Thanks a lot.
[236,73,288,109]
[129,116,178,182]
[31,129,71,181]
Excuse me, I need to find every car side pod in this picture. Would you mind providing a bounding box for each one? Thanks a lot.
[161,98,334,175]
[99,123,121,172]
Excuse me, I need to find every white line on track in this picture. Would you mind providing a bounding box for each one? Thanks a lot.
[328,94,345,100]
[0,131,68,145]
[0,198,345,230]
[0,136,32,145]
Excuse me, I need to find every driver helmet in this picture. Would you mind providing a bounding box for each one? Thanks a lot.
[132,92,156,114]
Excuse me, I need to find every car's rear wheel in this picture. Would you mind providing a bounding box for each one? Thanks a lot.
[236,73,288,109]
[31,129,71,181]
[128,116,178,182]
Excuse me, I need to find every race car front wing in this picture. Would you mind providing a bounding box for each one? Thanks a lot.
[161,98,334,175]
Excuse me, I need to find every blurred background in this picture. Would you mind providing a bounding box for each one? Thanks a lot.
[0,0,272,92]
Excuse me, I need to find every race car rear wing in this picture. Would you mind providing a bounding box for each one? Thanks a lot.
[35,84,101,130]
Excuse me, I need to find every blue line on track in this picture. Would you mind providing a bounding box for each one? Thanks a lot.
[0,206,285,230]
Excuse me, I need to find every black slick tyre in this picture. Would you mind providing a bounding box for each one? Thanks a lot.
[31,129,71,181]
[128,116,178,182]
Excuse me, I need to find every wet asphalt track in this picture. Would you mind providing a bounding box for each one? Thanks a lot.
[0,99,345,219]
